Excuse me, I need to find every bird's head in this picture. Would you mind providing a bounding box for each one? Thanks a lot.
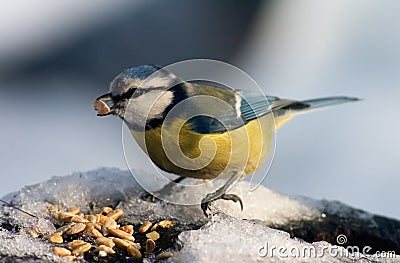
[94,65,186,130]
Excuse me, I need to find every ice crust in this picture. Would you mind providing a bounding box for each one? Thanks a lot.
[174,214,352,263]
[0,168,397,262]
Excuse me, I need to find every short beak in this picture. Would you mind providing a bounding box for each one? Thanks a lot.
[96,93,113,101]
[94,93,115,116]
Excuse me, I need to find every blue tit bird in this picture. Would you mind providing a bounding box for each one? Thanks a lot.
[94,64,358,216]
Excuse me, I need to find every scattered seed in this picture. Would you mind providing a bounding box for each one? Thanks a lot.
[53,247,71,257]
[67,207,80,215]
[54,223,73,235]
[102,218,117,235]
[98,250,107,257]
[66,223,86,235]
[95,245,116,255]
[146,231,160,241]
[152,220,174,231]
[108,228,134,241]
[145,239,156,254]
[156,251,173,260]
[98,214,109,224]
[138,221,152,233]
[34,205,173,259]
[71,215,89,223]
[108,228,130,240]
[112,238,140,250]
[58,212,76,223]
[94,223,102,230]
[85,215,97,223]
[85,222,96,231]
[67,240,86,250]
[104,218,117,229]
[111,238,130,250]
[100,207,113,215]
[127,245,142,259]
[90,228,104,238]
[107,209,123,220]
[119,225,133,235]
[130,242,141,250]
[95,237,115,248]
[71,242,91,255]
[48,233,63,243]
[94,99,111,116]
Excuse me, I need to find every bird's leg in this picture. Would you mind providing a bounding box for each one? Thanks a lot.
[141,176,186,202]
[201,173,243,217]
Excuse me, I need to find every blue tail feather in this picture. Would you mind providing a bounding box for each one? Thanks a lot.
[299,96,360,112]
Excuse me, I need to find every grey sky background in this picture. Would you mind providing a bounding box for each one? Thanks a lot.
[0,1,399,219]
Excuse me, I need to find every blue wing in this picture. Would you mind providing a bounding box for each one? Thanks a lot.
[184,80,357,134]
[185,80,287,133]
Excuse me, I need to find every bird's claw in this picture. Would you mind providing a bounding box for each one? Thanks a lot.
[201,193,243,217]
[140,192,158,202]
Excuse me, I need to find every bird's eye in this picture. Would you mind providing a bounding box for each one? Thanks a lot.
[113,88,139,101]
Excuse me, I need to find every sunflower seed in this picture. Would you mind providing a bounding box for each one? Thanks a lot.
[53,247,71,257]
[90,228,104,238]
[97,214,109,224]
[67,206,80,215]
[71,215,89,223]
[100,207,113,215]
[102,218,117,235]
[67,240,86,250]
[107,209,123,220]
[66,223,86,235]
[146,231,160,241]
[111,238,129,250]
[95,245,116,254]
[108,228,134,241]
[54,223,73,235]
[71,242,91,255]
[119,225,133,235]
[95,237,115,248]
[127,245,142,259]
[58,212,76,223]
[145,239,156,254]
[151,220,173,231]
[138,221,152,233]
[98,250,107,257]
[85,215,97,223]
[94,100,111,116]
[48,233,63,243]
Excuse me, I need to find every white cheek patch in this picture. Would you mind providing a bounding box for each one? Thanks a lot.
[124,90,174,129]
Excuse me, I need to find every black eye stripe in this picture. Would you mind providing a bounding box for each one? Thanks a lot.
[112,88,137,101]
[112,86,174,101]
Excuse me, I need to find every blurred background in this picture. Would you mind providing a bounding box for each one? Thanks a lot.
[1,0,399,218]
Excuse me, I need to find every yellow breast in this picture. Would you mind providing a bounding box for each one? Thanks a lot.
[130,114,275,180]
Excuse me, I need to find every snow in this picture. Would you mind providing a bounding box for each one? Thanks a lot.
[174,214,352,263]
[0,229,66,263]
[0,168,398,262]
[1,168,138,230]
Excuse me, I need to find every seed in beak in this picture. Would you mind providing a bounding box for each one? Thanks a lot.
[94,99,111,116]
